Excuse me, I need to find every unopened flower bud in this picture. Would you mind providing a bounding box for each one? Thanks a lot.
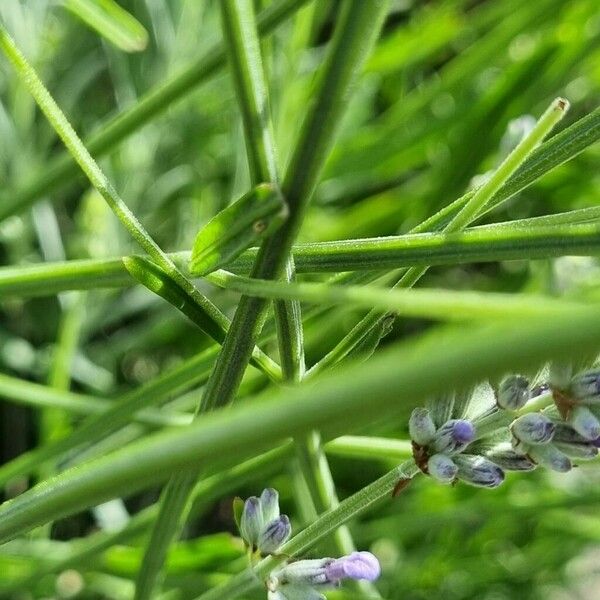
[570,369,600,403]
[553,423,589,444]
[409,407,436,445]
[427,453,458,483]
[497,375,530,410]
[433,419,475,454]
[485,445,536,471]
[510,413,555,446]
[324,552,381,583]
[275,559,331,586]
[554,441,598,460]
[260,488,280,524]
[258,515,291,555]
[274,552,381,588]
[527,444,571,472]
[240,496,262,549]
[567,405,600,441]
[453,454,505,488]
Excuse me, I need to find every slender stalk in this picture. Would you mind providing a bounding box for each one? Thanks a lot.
[2,219,600,297]
[0,372,190,427]
[446,98,569,232]
[207,270,586,321]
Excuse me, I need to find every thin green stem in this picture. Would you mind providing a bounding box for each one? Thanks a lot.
[207,270,587,321]
[446,98,569,232]
[0,372,190,427]
[195,460,421,600]
[2,219,600,297]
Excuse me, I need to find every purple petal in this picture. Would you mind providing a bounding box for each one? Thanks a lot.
[452,420,475,444]
[326,552,381,582]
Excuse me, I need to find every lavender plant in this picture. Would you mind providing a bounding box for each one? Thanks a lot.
[0,1,600,599]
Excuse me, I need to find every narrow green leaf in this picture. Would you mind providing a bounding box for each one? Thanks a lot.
[64,0,149,53]
[207,270,587,321]
[189,183,287,276]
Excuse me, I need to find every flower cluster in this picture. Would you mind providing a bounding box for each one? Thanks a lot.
[408,367,600,492]
[408,407,504,488]
[236,489,381,599]
[238,488,291,555]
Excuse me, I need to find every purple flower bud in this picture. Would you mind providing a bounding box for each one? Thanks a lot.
[485,445,536,471]
[510,413,555,446]
[260,488,280,524]
[433,419,475,454]
[527,444,571,472]
[567,405,600,441]
[553,423,589,445]
[258,515,291,555]
[409,407,436,445]
[240,496,262,548]
[427,453,458,483]
[453,454,505,488]
[570,369,600,403]
[497,375,530,411]
[324,552,381,583]
[554,441,598,460]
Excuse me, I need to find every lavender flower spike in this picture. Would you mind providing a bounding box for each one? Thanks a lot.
[433,419,475,454]
[258,514,291,555]
[325,552,381,583]
[510,413,555,446]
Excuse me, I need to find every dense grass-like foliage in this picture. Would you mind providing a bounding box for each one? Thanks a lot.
[1,1,600,599]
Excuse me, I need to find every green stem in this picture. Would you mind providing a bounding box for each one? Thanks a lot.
[3,218,600,298]
[446,98,569,232]
[207,270,587,321]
